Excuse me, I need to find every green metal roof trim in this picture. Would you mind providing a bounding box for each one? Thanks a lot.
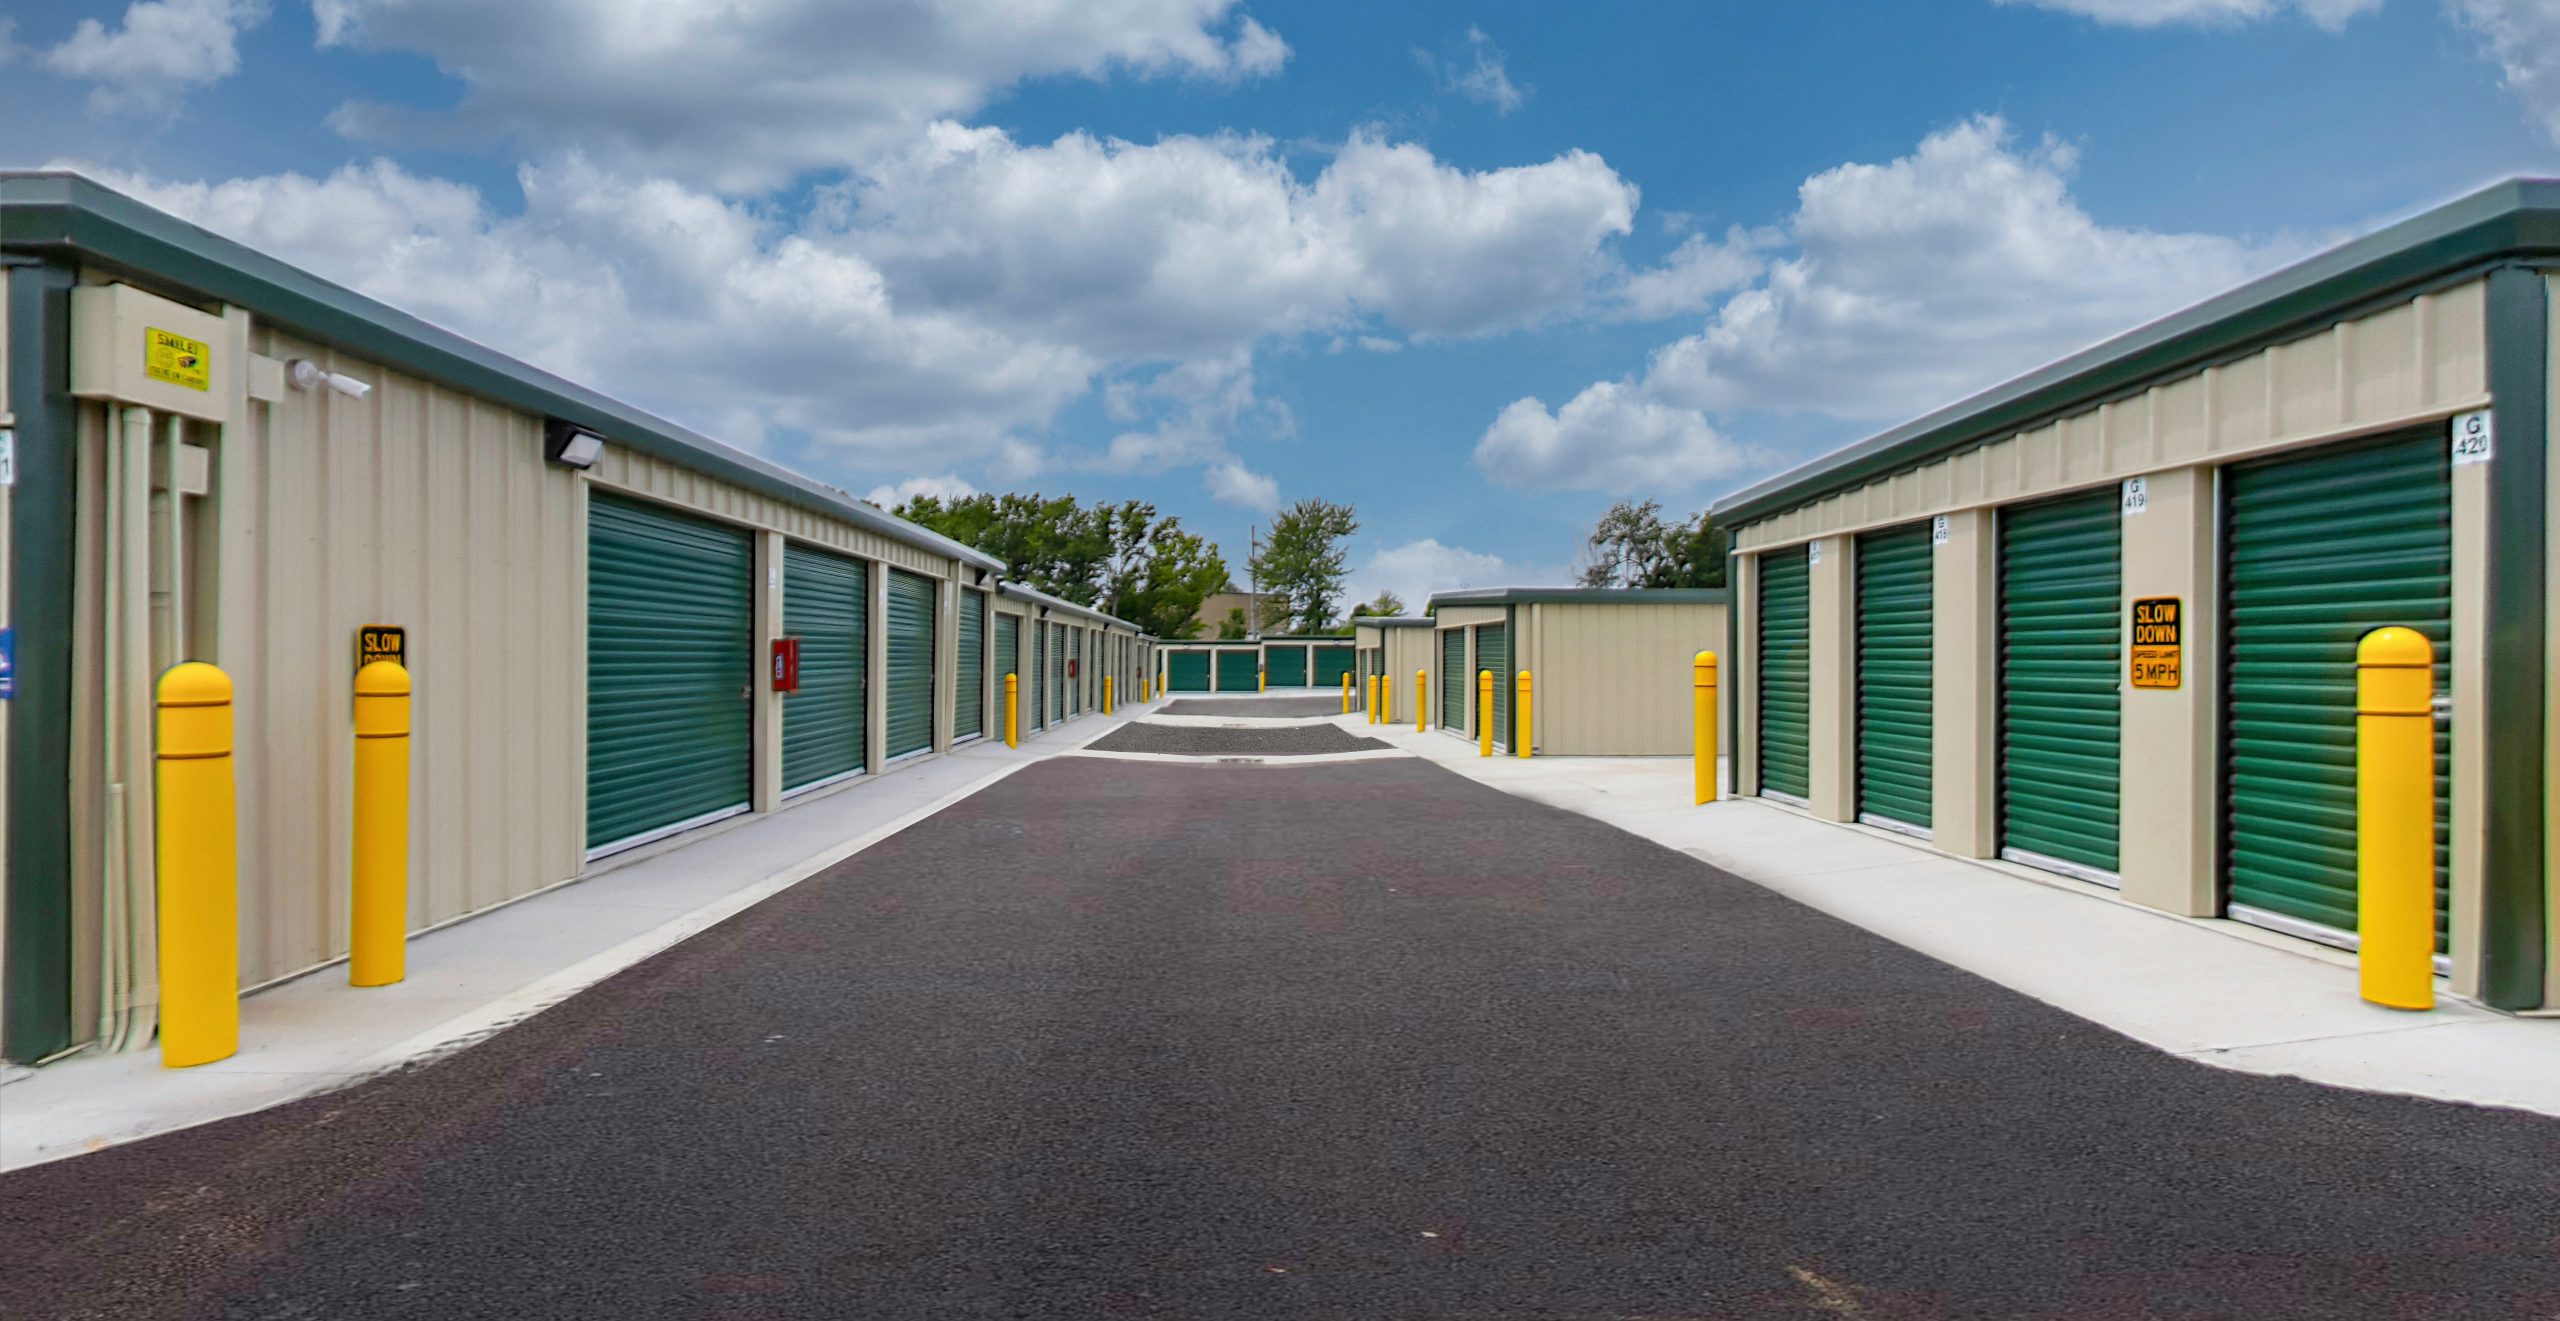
[1427,587,1733,608]
[0,171,1004,574]
[1711,176,2560,529]
[995,581,1138,631]
[1351,616,1435,629]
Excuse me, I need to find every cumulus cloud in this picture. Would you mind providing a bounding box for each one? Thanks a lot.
[865,474,980,507]
[43,0,268,112]
[1997,0,2380,26]
[309,0,1287,193]
[1205,460,1280,510]
[1477,116,2296,493]
[1346,538,1553,608]
[1418,27,1526,113]
[2450,0,2560,143]
[1612,228,1772,321]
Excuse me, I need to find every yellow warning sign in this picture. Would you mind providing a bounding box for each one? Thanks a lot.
[2130,597,2181,690]
[357,625,406,673]
[146,327,211,392]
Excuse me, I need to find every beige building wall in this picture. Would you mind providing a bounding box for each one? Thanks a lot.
[1805,539,1855,821]
[1520,602,1729,756]
[1931,510,1997,859]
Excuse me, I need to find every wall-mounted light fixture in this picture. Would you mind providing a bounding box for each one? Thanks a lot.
[545,419,606,470]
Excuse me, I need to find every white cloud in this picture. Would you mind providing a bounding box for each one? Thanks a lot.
[1418,27,1526,113]
[1480,115,2296,493]
[1997,0,2380,27]
[1473,382,1752,493]
[865,474,980,506]
[310,0,1287,193]
[1612,227,1772,321]
[43,0,268,112]
[1346,538,1554,608]
[2450,0,2560,143]
[1205,460,1280,510]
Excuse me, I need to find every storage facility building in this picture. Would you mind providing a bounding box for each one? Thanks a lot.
[1352,616,1437,723]
[1155,636,1354,693]
[993,582,1148,735]
[1426,589,1731,756]
[0,173,1145,1066]
[1710,176,2559,1011]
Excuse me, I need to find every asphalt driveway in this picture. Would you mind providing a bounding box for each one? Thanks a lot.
[7,750,2560,1319]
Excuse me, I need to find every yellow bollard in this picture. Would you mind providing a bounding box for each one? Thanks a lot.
[1516,670,1532,759]
[1416,669,1428,732]
[1342,673,1352,714]
[1369,674,1380,723]
[1260,665,1267,693]
[1105,675,1115,716]
[1478,669,1493,757]
[2358,627,2436,1011]
[1005,672,1019,748]
[1694,651,1719,805]
[156,662,238,1068]
[351,660,410,987]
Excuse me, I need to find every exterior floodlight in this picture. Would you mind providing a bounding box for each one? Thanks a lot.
[545,419,606,469]
[286,359,373,398]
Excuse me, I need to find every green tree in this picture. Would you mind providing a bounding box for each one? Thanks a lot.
[1217,606,1251,640]
[1576,499,1728,589]
[1250,499,1360,634]
[1350,591,1407,618]
[892,492,1229,634]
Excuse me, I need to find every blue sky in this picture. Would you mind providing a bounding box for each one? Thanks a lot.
[6,0,2556,605]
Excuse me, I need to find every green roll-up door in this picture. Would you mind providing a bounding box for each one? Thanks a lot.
[886,569,935,759]
[995,613,1020,727]
[1169,649,1211,691]
[781,544,867,792]
[1030,622,1047,726]
[586,494,752,852]
[1758,548,1811,799]
[1068,629,1082,715]
[1476,624,1509,748]
[2000,490,2121,877]
[1857,524,1934,830]
[1313,645,1356,690]
[956,589,986,740]
[2226,433,2450,949]
[1441,630,1466,730]
[1216,647,1259,692]
[1049,624,1067,720]
[1267,644,1308,687]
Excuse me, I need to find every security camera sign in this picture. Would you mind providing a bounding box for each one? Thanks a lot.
[146,327,211,392]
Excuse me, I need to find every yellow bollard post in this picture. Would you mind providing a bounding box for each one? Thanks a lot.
[1341,673,1352,714]
[351,661,410,987]
[1260,665,1267,693]
[1416,669,1428,732]
[2358,627,2436,1011]
[1369,674,1380,723]
[1105,675,1115,716]
[156,662,238,1068]
[1516,670,1532,759]
[1005,672,1019,748]
[1694,651,1719,805]
[1478,669,1493,757]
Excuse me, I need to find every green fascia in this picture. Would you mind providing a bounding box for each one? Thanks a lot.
[2481,266,2548,1010]
[0,172,1002,576]
[1714,177,2560,530]
[3,257,76,1062]
[1426,587,1733,609]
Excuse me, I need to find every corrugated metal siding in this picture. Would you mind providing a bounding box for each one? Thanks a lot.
[1733,281,2489,551]
[591,446,954,578]
[1528,602,1731,755]
[225,331,584,987]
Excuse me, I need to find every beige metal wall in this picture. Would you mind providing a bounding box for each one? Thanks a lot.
[1734,280,2488,552]
[1522,602,1729,756]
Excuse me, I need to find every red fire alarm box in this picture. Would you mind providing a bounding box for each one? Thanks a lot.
[1067,658,1079,678]
[772,637,801,693]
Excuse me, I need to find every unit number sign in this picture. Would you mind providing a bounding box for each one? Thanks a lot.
[2130,598,2181,690]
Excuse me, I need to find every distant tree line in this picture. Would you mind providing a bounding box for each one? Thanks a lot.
[1575,498,1727,589]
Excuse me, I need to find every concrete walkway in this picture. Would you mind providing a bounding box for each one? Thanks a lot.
[1355,713,2560,1118]
[0,705,1149,1171]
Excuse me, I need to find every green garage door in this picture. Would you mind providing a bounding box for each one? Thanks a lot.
[886,570,936,759]
[995,613,1020,728]
[1030,623,1047,727]
[1216,647,1259,692]
[1476,624,1509,749]
[1169,650,1211,691]
[1441,630,1466,730]
[587,494,752,852]
[1068,629,1082,715]
[956,588,986,741]
[1857,524,1934,831]
[781,544,867,792]
[2000,490,2121,878]
[2226,432,2450,949]
[1312,645,1356,690]
[1758,547,1811,800]
[1267,644,1308,687]
[1049,624,1067,721]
